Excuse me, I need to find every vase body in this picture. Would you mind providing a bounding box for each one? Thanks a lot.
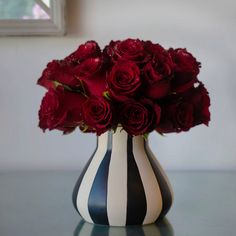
[72,128,173,226]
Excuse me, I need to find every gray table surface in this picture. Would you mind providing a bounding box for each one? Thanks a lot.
[0,171,235,236]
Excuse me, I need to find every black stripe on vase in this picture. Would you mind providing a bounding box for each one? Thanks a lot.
[126,135,147,225]
[87,132,112,225]
[144,141,172,219]
[72,140,98,214]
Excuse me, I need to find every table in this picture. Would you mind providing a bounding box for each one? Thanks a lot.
[0,171,235,236]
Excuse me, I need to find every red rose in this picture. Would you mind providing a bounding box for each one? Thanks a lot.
[37,39,210,136]
[156,82,210,133]
[38,57,106,98]
[105,39,148,63]
[82,97,114,135]
[120,99,161,135]
[73,57,102,78]
[81,71,106,97]
[142,42,174,99]
[156,102,194,133]
[143,62,171,99]
[174,103,194,131]
[144,41,174,77]
[37,60,81,90]
[38,86,86,133]
[168,48,201,92]
[183,82,210,126]
[107,61,141,101]
[64,40,101,64]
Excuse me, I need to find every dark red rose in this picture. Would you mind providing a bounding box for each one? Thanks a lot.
[183,82,210,126]
[168,48,201,92]
[64,41,101,64]
[120,99,161,135]
[37,39,210,136]
[105,39,148,63]
[78,71,106,98]
[142,42,174,99]
[70,57,106,98]
[143,62,171,99]
[37,60,81,90]
[39,57,106,98]
[174,103,194,131]
[38,86,86,133]
[107,61,141,101]
[144,41,174,77]
[82,97,114,135]
[156,102,194,133]
[156,82,210,133]
[73,57,102,78]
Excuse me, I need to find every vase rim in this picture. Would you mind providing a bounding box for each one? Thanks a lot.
[96,127,149,141]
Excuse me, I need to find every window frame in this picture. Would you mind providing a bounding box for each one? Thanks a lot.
[0,0,65,36]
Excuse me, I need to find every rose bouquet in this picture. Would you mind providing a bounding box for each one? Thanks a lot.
[37,39,210,136]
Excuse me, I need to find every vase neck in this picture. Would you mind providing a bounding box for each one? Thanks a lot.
[97,127,148,151]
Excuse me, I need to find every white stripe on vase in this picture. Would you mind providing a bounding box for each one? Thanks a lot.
[132,137,163,224]
[107,128,128,226]
[76,132,109,223]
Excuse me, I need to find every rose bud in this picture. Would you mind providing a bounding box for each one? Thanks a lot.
[168,48,201,93]
[120,98,161,135]
[82,97,114,135]
[38,86,86,133]
[107,61,141,101]
[37,60,81,90]
[64,40,101,64]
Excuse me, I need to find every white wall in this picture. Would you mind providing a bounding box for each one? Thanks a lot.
[0,0,236,171]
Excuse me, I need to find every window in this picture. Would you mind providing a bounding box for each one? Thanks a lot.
[0,0,65,35]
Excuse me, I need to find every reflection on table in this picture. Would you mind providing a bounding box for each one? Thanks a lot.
[74,218,174,236]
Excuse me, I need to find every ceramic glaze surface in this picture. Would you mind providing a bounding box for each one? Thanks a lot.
[72,128,173,226]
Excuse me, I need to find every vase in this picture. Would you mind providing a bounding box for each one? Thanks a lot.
[72,127,173,226]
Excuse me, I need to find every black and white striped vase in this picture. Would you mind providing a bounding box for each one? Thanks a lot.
[72,127,173,226]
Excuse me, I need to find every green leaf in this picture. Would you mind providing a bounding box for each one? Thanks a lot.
[112,125,118,134]
[103,91,111,100]
[80,124,89,133]
[78,79,88,96]
[142,133,149,140]
[53,81,61,88]
[53,81,72,91]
